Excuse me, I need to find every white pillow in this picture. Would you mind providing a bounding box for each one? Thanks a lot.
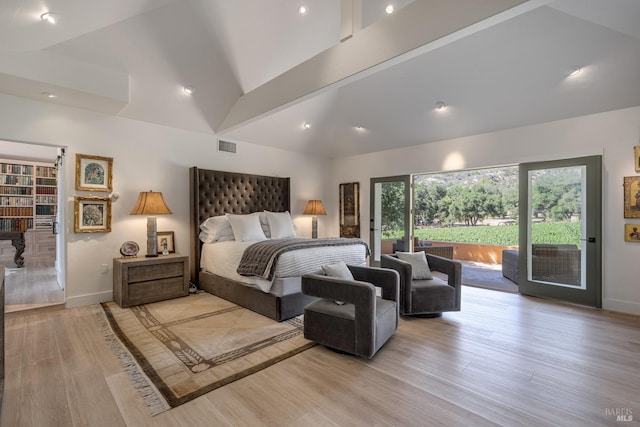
[396,252,433,280]
[322,261,354,280]
[226,213,267,242]
[199,230,235,244]
[199,216,234,240]
[264,211,296,239]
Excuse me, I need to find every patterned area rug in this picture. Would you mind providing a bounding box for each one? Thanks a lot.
[95,293,315,415]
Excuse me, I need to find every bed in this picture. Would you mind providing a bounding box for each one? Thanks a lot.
[189,167,368,321]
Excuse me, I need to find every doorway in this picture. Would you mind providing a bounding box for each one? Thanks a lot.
[0,139,66,312]
[371,155,602,307]
[369,175,411,266]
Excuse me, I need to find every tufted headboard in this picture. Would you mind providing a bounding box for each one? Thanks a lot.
[189,167,291,284]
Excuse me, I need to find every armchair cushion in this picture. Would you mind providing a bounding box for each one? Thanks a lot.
[396,251,433,280]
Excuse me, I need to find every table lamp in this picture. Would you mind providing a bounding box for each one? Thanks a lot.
[130,191,172,257]
[303,199,326,239]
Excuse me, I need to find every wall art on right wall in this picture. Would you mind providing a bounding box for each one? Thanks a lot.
[624,224,640,242]
[623,176,640,218]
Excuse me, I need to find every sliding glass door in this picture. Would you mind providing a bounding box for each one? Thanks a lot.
[518,156,602,307]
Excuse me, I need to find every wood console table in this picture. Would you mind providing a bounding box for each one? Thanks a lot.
[0,231,25,267]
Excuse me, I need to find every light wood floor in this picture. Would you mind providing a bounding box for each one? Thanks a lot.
[4,260,64,313]
[1,286,639,426]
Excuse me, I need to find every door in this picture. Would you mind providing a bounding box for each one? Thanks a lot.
[518,156,602,307]
[369,175,411,266]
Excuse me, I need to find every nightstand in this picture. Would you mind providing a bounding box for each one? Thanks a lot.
[113,253,189,308]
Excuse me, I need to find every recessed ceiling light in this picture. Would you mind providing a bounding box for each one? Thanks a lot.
[183,86,194,95]
[566,66,581,77]
[298,5,307,15]
[303,122,311,129]
[385,4,394,14]
[42,92,56,99]
[41,12,57,24]
[355,126,366,131]
[435,101,446,110]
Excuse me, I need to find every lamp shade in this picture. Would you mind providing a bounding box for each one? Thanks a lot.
[130,191,172,215]
[303,200,326,216]
[130,191,172,257]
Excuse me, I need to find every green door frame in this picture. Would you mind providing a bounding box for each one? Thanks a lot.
[518,155,602,308]
[369,175,411,266]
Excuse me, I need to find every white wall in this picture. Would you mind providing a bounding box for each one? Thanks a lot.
[0,93,330,307]
[2,91,638,315]
[328,106,640,315]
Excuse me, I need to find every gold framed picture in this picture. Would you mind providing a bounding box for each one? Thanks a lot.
[635,146,640,172]
[623,176,640,218]
[75,153,113,192]
[625,224,640,242]
[74,196,112,233]
[339,182,360,238]
[157,231,175,254]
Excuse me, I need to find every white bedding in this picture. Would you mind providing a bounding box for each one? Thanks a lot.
[201,240,367,293]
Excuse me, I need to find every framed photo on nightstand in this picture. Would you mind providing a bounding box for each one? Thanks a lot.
[157,231,175,254]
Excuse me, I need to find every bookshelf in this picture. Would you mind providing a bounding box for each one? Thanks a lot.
[0,160,57,231]
[0,159,57,263]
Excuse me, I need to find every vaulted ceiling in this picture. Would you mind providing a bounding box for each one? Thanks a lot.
[1,0,639,158]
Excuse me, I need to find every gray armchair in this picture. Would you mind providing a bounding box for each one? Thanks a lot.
[381,253,461,317]
[301,265,399,359]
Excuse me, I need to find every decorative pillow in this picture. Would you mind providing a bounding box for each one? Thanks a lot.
[199,230,235,244]
[199,216,235,241]
[322,261,354,305]
[264,211,296,239]
[259,212,271,238]
[396,251,433,280]
[225,213,267,242]
[322,261,354,280]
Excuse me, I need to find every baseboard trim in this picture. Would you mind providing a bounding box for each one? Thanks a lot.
[66,291,112,308]
[603,298,640,316]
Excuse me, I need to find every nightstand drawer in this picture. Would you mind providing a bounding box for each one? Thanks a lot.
[128,277,186,301]
[128,262,184,283]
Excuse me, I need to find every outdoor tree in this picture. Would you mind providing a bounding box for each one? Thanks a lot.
[531,167,581,221]
[414,182,446,226]
[437,180,504,226]
[380,182,405,236]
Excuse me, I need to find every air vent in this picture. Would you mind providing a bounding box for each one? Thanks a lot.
[218,140,237,154]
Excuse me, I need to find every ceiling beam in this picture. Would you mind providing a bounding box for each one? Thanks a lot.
[218,0,548,134]
[0,51,129,114]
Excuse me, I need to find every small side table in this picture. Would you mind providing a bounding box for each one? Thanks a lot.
[113,253,189,308]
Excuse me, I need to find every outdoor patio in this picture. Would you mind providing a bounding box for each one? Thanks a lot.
[459,260,518,294]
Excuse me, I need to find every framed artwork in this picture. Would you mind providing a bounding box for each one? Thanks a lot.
[623,176,640,218]
[339,182,360,238]
[624,224,640,242]
[635,146,640,172]
[74,196,112,233]
[75,153,113,192]
[157,231,175,254]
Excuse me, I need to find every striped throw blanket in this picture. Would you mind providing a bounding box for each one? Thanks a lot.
[237,237,369,281]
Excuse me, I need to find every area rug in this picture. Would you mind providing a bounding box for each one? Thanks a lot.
[95,293,315,415]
